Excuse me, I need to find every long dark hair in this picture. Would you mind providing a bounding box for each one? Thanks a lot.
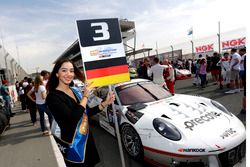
[46,58,85,92]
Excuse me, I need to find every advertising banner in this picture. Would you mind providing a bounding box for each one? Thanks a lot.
[222,37,246,50]
[195,44,214,53]
[7,85,18,102]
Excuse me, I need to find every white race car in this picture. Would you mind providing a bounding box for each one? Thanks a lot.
[175,68,192,80]
[93,79,245,167]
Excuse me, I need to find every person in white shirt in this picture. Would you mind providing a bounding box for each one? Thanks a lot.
[217,52,231,88]
[225,48,241,93]
[148,57,166,86]
[239,48,246,89]
[27,75,53,135]
[22,77,29,88]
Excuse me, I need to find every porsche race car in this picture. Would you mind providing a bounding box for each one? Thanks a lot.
[175,68,192,80]
[93,79,245,167]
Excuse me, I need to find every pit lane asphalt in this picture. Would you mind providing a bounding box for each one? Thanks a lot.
[0,76,246,167]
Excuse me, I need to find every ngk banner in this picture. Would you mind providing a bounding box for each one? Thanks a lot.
[195,44,214,53]
[222,37,246,50]
[76,18,130,87]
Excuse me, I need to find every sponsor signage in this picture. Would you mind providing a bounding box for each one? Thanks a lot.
[222,37,246,50]
[195,44,214,53]
[8,85,18,102]
[178,148,206,152]
[220,128,237,139]
[76,18,130,87]
[184,112,221,131]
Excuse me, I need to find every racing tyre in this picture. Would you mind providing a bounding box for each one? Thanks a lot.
[0,112,8,134]
[0,117,4,134]
[120,124,144,160]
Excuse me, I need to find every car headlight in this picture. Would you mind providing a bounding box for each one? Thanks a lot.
[153,118,181,141]
[211,100,232,116]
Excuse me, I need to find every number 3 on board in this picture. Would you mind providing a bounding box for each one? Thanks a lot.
[91,22,110,41]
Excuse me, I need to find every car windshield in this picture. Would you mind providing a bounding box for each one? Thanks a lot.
[116,81,171,105]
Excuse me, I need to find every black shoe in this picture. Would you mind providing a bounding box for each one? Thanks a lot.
[240,109,246,114]
[10,113,16,117]
[219,85,223,90]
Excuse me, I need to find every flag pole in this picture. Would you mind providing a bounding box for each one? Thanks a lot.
[156,41,159,58]
[108,85,126,167]
[192,27,194,60]
[217,21,221,54]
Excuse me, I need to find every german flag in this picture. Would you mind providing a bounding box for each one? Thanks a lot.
[85,57,130,87]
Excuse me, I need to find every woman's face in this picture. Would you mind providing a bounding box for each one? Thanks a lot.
[57,62,75,85]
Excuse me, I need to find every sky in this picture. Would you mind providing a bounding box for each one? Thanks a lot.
[0,0,248,74]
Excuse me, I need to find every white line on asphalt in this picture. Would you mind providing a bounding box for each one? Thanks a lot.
[45,114,66,167]
[49,134,66,167]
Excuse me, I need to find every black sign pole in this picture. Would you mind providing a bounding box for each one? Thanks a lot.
[108,85,126,167]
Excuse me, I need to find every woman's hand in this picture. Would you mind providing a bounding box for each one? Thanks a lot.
[99,91,115,111]
[80,81,94,108]
[83,81,94,98]
[104,91,115,105]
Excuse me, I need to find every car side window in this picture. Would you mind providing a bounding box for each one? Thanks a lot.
[96,86,109,100]
[96,86,119,105]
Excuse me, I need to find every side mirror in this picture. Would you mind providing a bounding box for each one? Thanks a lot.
[117,106,128,115]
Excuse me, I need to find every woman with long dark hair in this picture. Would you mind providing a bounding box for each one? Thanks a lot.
[27,75,53,135]
[46,59,115,167]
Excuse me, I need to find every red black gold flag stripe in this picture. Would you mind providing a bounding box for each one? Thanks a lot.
[84,57,130,87]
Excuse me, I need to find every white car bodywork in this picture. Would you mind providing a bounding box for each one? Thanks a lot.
[93,79,245,167]
[175,68,192,80]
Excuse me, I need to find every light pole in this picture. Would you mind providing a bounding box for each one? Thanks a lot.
[15,62,18,81]
[217,21,221,54]
[36,67,39,75]
[156,41,159,58]
[191,40,194,60]
[170,45,174,62]
[10,58,15,84]
[4,53,10,81]
[0,45,2,69]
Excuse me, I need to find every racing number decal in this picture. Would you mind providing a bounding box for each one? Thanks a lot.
[91,22,110,41]
[77,18,122,47]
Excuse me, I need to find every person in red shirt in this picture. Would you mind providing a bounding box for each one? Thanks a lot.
[163,59,175,95]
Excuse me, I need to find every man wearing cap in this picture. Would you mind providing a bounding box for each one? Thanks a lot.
[1,80,15,117]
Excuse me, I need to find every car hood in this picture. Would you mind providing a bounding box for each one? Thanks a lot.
[139,94,246,151]
[176,69,191,75]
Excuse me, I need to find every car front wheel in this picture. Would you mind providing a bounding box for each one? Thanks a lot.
[120,124,143,160]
